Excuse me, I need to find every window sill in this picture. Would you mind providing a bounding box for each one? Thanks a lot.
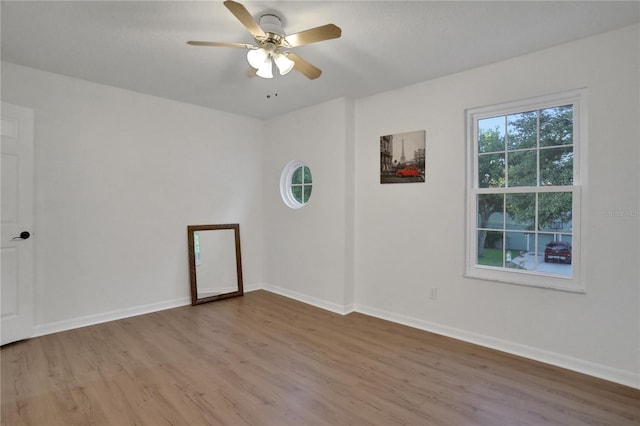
[464,267,586,294]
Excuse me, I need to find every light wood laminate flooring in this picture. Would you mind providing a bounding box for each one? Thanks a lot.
[2,290,639,425]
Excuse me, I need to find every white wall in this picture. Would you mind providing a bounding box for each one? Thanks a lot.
[1,62,263,332]
[2,24,638,389]
[354,24,640,387]
[262,97,355,312]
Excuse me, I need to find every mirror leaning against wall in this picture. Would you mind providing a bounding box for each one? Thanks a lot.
[188,224,244,305]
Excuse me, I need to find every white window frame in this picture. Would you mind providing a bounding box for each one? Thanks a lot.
[465,89,587,292]
[280,160,312,209]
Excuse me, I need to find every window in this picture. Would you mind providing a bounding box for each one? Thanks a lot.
[466,90,585,291]
[280,160,313,209]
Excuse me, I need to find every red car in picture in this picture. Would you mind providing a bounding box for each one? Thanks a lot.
[544,241,572,264]
[396,165,421,177]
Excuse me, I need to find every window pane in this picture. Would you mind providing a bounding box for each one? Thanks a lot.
[291,185,303,203]
[506,193,535,230]
[540,146,573,186]
[507,150,537,187]
[477,230,504,267]
[478,116,505,153]
[538,192,572,232]
[292,167,303,184]
[478,153,505,188]
[539,234,572,277]
[540,105,573,147]
[505,231,529,270]
[507,111,537,150]
[478,194,504,230]
[303,166,312,184]
[302,184,312,203]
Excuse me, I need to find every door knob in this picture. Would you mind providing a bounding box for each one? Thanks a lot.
[11,231,30,241]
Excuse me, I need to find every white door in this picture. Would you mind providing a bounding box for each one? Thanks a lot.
[1,102,34,346]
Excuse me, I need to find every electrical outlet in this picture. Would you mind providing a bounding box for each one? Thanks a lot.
[429,287,438,300]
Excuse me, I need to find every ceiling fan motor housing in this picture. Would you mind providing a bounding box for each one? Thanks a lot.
[259,14,284,35]
[259,14,286,44]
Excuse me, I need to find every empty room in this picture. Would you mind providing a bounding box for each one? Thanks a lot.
[1,1,639,425]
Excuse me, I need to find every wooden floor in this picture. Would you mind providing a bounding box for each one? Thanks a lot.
[2,290,639,426]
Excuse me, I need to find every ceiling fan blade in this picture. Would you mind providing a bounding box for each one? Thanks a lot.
[223,0,266,39]
[187,41,254,49]
[284,24,341,47]
[246,67,257,78]
[287,53,322,80]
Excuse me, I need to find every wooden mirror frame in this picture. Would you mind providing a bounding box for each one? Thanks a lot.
[188,224,244,305]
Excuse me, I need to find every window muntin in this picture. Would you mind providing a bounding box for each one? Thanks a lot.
[290,164,312,204]
[467,91,584,291]
[280,160,313,209]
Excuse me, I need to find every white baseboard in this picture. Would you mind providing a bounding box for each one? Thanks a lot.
[243,282,264,293]
[29,281,639,389]
[246,286,639,389]
[343,302,356,314]
[32,282,267,338]
[354,303,639,390]
[262,283,352,315]
[254,287,638,389]
[32,296,191,338]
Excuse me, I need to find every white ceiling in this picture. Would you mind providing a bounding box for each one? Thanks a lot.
[2,1,639,119]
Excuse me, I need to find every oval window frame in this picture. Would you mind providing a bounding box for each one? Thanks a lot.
[280,160,313,209]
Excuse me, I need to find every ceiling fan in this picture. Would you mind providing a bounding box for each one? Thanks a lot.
[187,0,341,80]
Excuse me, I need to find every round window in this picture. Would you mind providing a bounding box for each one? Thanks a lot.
[280,160,313,209]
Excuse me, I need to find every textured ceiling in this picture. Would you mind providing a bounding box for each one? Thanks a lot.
[2,1,639,119]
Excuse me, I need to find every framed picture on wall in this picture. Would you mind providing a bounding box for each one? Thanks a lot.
[380,130,425,184]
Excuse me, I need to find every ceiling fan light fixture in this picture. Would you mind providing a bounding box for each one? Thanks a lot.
[256,59,274,78]
[247,47,269,69]
[274,52,294,75]
[188,1,341,80]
